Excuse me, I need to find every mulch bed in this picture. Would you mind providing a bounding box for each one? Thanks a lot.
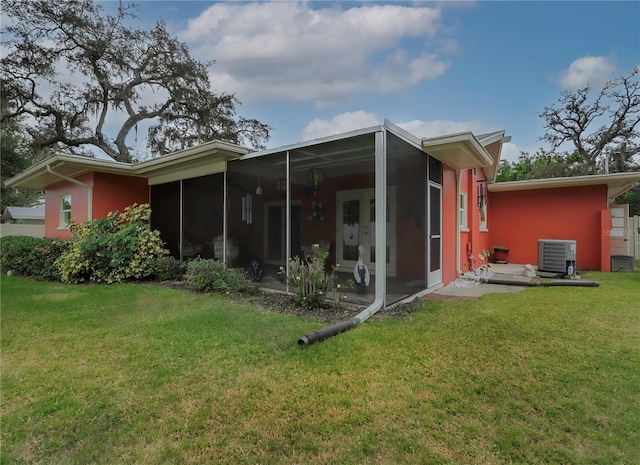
[160,280,432,325]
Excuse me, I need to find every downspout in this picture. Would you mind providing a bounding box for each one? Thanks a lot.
[298,130,387,347]
[455,169,462,277]
[46,165,93,220]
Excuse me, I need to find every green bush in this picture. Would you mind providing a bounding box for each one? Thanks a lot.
[56,203,169,284]
[0,235,69,281]
[186,258,255,294]
[286,243,337,309]
[150,256,185,281]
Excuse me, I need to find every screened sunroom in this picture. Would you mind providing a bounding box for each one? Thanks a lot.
[150,121,445,308]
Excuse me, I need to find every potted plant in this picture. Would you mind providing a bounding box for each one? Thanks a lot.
[492,245,509,263]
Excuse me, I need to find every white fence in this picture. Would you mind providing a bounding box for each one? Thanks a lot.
[0,224,45,238]
[632,216,640,260]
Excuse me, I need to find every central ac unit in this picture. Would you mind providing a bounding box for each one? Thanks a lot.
[538,239,577,275]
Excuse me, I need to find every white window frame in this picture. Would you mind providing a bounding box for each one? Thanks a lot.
[60,195,72,229]
[459,191,468,231]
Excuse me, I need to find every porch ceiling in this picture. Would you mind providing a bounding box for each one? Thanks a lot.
[421,132,494,170]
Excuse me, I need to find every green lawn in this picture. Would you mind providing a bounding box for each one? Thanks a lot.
[1,272,639,464]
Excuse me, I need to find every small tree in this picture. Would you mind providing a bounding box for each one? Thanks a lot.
[496,150,587,182]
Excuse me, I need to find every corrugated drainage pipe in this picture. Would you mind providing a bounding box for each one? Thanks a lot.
[482,277,599,287]
[297,318,359,347]
[298,295,384,347]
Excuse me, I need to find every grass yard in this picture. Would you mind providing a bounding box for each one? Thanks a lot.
[1,272,639,464]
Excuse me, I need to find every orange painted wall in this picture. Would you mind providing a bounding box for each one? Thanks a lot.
[442,166,458,285]
[45,173,93,239]
[488,185,608,270]
[44,173,149,239]
[457,168,492,275]
[92,173,149,218]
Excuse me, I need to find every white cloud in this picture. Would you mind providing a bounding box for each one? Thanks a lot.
[499,142,526,163]
[178,2,454,105]
[558,56,615,89]
[396,119,501,138]
[302,111,380,140]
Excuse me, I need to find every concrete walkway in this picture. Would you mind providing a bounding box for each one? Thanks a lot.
[429,263,536,299]
[431,282,527,299]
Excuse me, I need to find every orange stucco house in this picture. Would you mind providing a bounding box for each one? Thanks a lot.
[6,120,640,309]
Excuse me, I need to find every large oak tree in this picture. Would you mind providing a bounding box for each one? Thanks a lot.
[1,0,271,163]
[538,67,640,174]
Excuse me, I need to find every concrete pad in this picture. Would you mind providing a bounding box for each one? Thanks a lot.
[428,282,527,299]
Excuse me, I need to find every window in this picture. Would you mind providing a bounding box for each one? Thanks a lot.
[60,195,72,228]
[459,191,468,230]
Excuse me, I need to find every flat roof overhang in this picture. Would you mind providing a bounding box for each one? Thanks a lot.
[487,171,640,202]
[421,132,494,171]
[4,154,138,189]
[4,140,250,189]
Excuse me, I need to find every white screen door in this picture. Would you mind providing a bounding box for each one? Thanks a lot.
[427,182,442,286]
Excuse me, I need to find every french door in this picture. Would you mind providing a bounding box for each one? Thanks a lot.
[336,188,396,276]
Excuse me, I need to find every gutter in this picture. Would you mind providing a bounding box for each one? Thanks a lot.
[298,130,388,347]
[46,165,93,220]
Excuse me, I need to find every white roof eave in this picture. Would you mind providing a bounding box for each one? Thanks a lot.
[421,132,494,170]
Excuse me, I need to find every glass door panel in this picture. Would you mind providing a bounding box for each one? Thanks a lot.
[336,188,396,276]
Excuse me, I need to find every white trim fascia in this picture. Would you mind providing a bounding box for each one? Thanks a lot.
[4,153,135,188]
[135,140,248,173]
[383,119,422,149]
[476,130,511,147]
[488,172,640,194]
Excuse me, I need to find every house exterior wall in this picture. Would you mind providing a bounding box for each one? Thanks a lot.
[45,173,93,239]
[44,173,149,239]
[457,168,492,276]
[92,172,149,218]
[442,165,458,285]
[488,185,609,270]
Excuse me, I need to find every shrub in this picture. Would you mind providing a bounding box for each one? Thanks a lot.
[186,258,255,294]
[287,243,337,309]
[150,256,185,281]
[0,235,69,280]
[56,203,169,284]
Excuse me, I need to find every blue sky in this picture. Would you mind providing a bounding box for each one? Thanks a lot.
[110,1,639,161]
